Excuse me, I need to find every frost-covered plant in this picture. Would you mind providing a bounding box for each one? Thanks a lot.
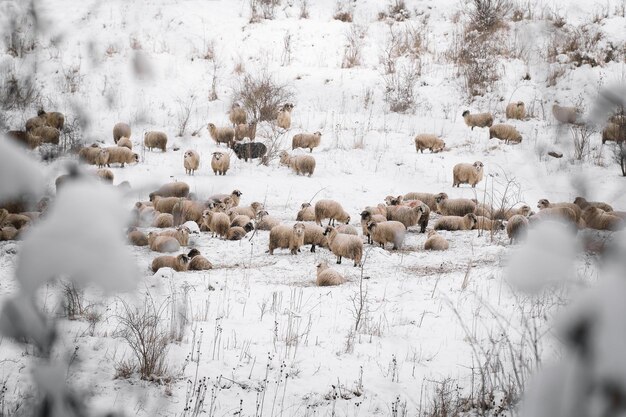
[0,63,40,111]
[341,24,367,68]
[467,0,512,32]
[231,72,294,122]
[383,62,420,113]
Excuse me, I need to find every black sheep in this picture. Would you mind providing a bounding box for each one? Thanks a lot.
[233,142,267,162]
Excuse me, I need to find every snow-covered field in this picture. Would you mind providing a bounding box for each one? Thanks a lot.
[1,0,626,415]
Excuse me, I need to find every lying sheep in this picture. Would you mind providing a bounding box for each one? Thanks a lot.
[152,213,174,228]
[403,192,437,211]
[117,136,133,150]
[229,103,247,126]
[537,199,582,222]
[336,224,358,235]
[492,204,532,220]
[127,227,148,246]
[435,193,476,216]
[0,209,30,229]
[187,248,213,270]
[132,203,157,227]
[231,214,252,228]
[235,121,257,142]
[323,226,363,267]
[367,220,406,250]
[227,224,253,240]
[147,232,181,253]
[506,215,529,244]
[505,102,525,120]
[296,202,316,221]
[78,144,103,165]
[0,226,19,241]
[453,161,484,188]
[202,210,230,238]
[423,230,449,251]
[208,123,235,147]
[211,152,230,175]
[113,122,131,143]
[303,223,329,253]
[316,262,347,286]
[30,126,59,145]
[151,254,189,273]
[602,122,626,144]
[39,110,64,130]
[414,134,445,153]
[184,150,200,175]
[552,104,579,124]
[25,115,45,131]
[105,146,139,168]
[279,151,316,176]
[158,226,190,246]
[256,211,280,231]
[489,124,522,144]
[315,199,350,226]
[434,213,478,231]
[95,168,114,183]
[6,130,40,149]
[582,207,624,231]
[144,131,168,152]
[268,223,306,255]
[462,110,494,130]
[474,216,504,231]
[233,142,267,162]
[292,132,321,152]
[277,103,294,130]
[153,196,181,214]
[149,182,190,200]
[361,209,387,244]
[573,197,613,212]
[387,205,426,231]
[228,202,264,219]
[95,149,110,168]
[209,190,241,207]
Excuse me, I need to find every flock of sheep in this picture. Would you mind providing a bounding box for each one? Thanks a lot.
[1,98,625,286]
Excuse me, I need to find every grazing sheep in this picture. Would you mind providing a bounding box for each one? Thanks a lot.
[151,254,189,273]
[229,103,247,126]
[25,115,45,131]
[208,123,235,147]
[582,207,624,231]
[367,220,406,250]
[147,232,181,253]
[144,131,168,152]
[183,150,200,175]
[360,209,387,244]
[105,146,139,168]
[228,202,264,219]
[95,168,114,183]
[387,205,426,231]
[187,248,213,270]
[434,213,478,231]
[127,227,148,246]
[211,152,230,175]
[279,151,316,176]
[336,224,358,235]
[573,197,613,212]
[492,204,532,220]
[489,124,522,144]
[323,226,363,267]
[149,182,190,200]
[474,216,504,231]
[602,122,626,144]
[113,122,131,143]
[453,161,484,188]
[296,202,316,221]
[78,144,103,165]
[117,136,133,150]
[231,214,252,228]
[268,223,306,255]
[462,110,494,130]
[256,211,280,231]
[277,103,294,130]
[31,126,60,145]
[315,199,350,226]
[424,230,449,251]
[39,110,64,130]
[552,104,579,124]
[202,210,230,238]
[292,132,321,152]
[386,199,430,232]
[158,226,190,246]
[316,262,347,286]
[227,226,250,240]
[303,223,329,253]
[403,192,437,211]
[537,199,582,222]
[209,190,242,207]
[95,149,110,168]
[152,213,174,228]
[506,215,529,244]
[153,196,181,214]
[234,121,257,142]
[414,134,445,153]
[505,102,526,120]
[232,142,267,162]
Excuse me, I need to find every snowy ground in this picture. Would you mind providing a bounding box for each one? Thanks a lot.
[1,0,625,415]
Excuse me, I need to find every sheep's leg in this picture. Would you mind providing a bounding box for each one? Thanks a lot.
[310,245,316,253]
[337,256,342,264]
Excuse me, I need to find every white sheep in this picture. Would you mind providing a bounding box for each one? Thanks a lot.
[489,124,522,144]
[505,102,525,120]
[144,131,168,152]
[316,262,347,286]
[323,226,363,267]
[462,110,494,130]
[292,132,321,152]
[367,220,406,250]
[279,151,316,176]
[315,199,350,226]
[414,134,445,153]
[452,161,484,188]
[268,223,306,255]
[184,150,200,175]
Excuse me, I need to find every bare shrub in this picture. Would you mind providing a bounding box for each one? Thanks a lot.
[341,24,367,68]
[60,115,84,154]
[231,72,294,122]
[62,63,84,94]
[115,298,170,381]
[281,32,292,66]
[333,1,353,22]
[547,23,610,68]
[249,0,281,23]
[298,0,309,19]
[570,124,595,161]
[379,23,426,74]
[613,141,626,176]
[0,65,40,111]
[2,1,38,58]
[61,282,85,320]
[176,94,197,137]
[258,122,287,166]
[466,0,513,32]
[383,62,420,113]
